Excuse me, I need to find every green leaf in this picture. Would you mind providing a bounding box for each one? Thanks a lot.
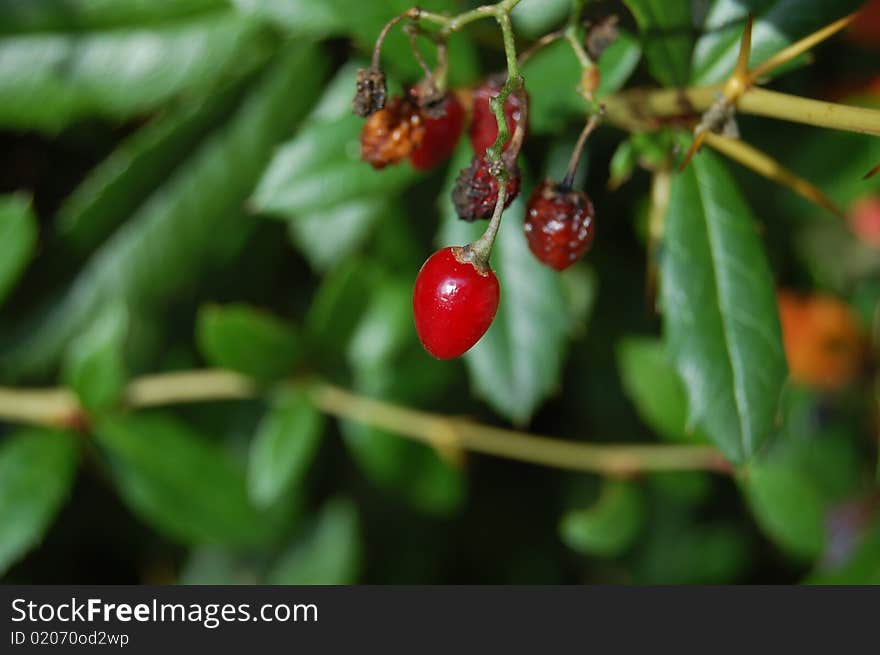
[0,0,228,32]
[62,300,128,411]
[0,429,78,575]
[55,86,242,254]
[741,462,826,560]
[616,336,708,444]
[524,32,640,134]
[624,0,693,86]
[806,523,880,585]
[197,304,301,381]
[248,387,324,508]
[690,0,864,85]
[511,0,570,38]
[560,480,645,557]
[95,412,273,546]
[268,497,360,585]
[660,151,786,463]
[342,279,465,515]
[0,194,37,306]
[2,44,328,379]
[0,12,272,133]
[439,145,572,425]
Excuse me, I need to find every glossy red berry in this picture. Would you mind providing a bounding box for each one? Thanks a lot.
[452,156,521,221]
[413,247,500,359]
[410,92,465,170]
[524,180,596,271]
[469,78,528,157]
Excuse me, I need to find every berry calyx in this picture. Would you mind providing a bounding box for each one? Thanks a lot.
[413,247,500,359]
[469,77,528,157]
[452,155,521,221]
[360,94,425,170]
[409,91,465,170]
[523,180,596,271]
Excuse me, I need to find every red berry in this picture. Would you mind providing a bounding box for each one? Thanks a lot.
[413,247,500,359]
[524,180,596,271]
[360,94,425,169]
[409,92,465,171]
[848,195,880,248]
[452,156,521,221]
[469,78,528,157]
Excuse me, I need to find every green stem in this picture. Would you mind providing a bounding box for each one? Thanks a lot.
[0,371,732,476]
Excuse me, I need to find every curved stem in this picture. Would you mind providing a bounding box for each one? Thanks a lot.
[0,371,731,476]
[560,107,604,190]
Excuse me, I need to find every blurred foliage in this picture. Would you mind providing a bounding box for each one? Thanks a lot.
[0,0,878,585]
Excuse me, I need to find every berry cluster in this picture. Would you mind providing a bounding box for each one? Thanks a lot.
[353,22,601,360]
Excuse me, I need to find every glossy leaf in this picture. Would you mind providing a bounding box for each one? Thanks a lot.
[95,413,273,546]
[197,304,301,381]
[342,279,465,515]
[741,462,826,560]
[560,480,645,557]
[691,0,864,85]
[660,151,786,463]
[0,194,37,306]
[0,429,78,575]
[62,300,128,411]
[268,497,360,585]
[616,336,708,444]
[248,387,325,508]
[0,12,271,132]
[439,145,572,425]
[1,45,327,379]
[624,0,693,86]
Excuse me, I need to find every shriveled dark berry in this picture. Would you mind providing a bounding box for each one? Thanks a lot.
[360,95,425,169]
[524,180,596,271]
[452,156,520,221]
[352,66,387,117]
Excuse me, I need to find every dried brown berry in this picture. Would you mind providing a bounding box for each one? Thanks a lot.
[524,180,596,270]
[353,66,388,117]
[452,156,520,221]
[360,95,425,169]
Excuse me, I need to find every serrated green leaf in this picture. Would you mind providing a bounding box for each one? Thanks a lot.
[0,194,37,306]
[438,144,571,425]
[2,45,327,379]
[691,0,864,85]
[624,0,692,86]
[0,12,272,133]
[741,462,826,560]
[248,387,324,508]
[268,497,360,585]
[616,336,708,444]
[560,480,645,557]
[196,304,301,381]
[0,429,78,575]
[62,300,128,411]
[95,412,274,546]
[660,151,786,463]
[342,280,465,516]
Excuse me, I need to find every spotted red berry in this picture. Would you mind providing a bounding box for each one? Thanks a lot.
[413,247,500,359]
[360,94,425,169]
[409,92,465,171]
[469,78,528,157]
[452,156,521,221]
[524,180,596,271]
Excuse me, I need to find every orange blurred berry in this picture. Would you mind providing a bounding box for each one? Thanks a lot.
[777,291,865,390]
[848,195,880,248]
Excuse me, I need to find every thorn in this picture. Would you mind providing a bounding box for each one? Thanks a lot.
[679,131,707,172]
[864,161,880,180]
[749,12,857,83]
[734,14,753,80]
